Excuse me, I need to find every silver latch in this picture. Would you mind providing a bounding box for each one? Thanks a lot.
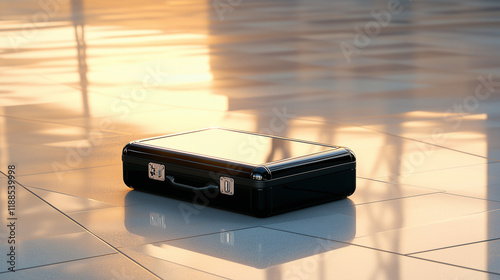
[148,162,165,181]
[220,176,234,195]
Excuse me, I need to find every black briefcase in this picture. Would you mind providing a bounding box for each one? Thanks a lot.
[122,128,356,217]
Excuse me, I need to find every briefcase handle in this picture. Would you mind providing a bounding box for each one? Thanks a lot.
[165,175,218,192]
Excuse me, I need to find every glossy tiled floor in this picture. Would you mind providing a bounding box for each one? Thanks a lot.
[1,0,500,279]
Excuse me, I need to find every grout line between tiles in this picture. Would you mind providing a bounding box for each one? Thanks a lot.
[345,123,499,161]
[0,253,118,275]
[260,225,412,255]
[260,226,500,276]
[125,251,232,280]
[374,161,500,178]
[12,180,164,280]
[289,115,497,161]
[357,176,444,192]
[22,185,121,210]
[349,191,446,207]
[407,237,500,256]
[362,174,500,205]
[117,226,261,249]
[14,163,122,178]
[23,184,111,201]
[440,192,500,204]
[408,255,500,276]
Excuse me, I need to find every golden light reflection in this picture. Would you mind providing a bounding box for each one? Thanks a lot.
[405,111,487,121]
[464,113,488,120]
[401,120,437,128]
[42,126,87,137]
[406,111,452,118]
[82,24,220,110]
[140,244,267,280]
[0,8,224,116]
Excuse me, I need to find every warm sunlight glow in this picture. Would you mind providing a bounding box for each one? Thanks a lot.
[138,244,268,280]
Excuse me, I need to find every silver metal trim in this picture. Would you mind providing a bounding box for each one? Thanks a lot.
[252,173,263,181]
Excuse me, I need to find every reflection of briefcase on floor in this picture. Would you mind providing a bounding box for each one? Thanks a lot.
[123,191,356,273]
[122,128,356,217]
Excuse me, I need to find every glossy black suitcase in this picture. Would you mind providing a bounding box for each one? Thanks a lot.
[122,128,356,217]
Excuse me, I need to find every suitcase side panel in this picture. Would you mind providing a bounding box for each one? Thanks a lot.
[123,160,355,217]
[249,162,356,217]
[268,168,356,216]
[123,161,266,216]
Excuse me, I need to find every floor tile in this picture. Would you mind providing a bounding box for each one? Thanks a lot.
[380,162,500,202]
[123,227,500,280]
[66,193,261,248]
[266,193,500,241]
[348,178,441,205]
[0,143,115,176]
[413,239,500,274]
[0,123,132,176]
[52,107,259,136]
[16,165,133,206]
[0,115,125,147]
[0,254,159,280]
[122,227,347,279]
[0,183,85,241]
[352,208,500,255]
[0,181,116,272]
[0,232,115,273]
[122,249,227,280]
[0,92,168,124]
[352,138,491,178]
[344,110,500,160]
[26,187,117,214]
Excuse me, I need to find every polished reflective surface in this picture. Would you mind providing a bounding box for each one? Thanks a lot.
[1,0,500,278]
[137,128,336,165]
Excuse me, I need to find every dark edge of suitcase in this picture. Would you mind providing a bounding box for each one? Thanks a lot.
[122,128,356,217]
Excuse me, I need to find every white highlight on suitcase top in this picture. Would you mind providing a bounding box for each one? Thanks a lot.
[139,129,337,165]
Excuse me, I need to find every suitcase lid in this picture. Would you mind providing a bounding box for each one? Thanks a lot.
[123,128,355,180]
